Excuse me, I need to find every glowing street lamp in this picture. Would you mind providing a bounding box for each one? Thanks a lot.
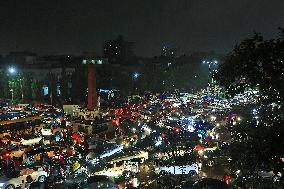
[7,67,17,104]
[8,67,16,74]
[7,67,24,100]
[133,72,140,80]
[132,72,140,93]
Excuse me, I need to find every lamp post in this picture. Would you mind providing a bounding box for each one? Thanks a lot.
[10,89,14,102]
[132,72,140,93]
[8,67,24,101]
[8,67,17,104]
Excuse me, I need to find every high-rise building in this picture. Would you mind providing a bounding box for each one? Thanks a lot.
[161,44,179,58]
[103,35,135,64]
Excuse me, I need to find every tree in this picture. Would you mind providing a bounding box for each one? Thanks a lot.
[220,104,284,187]
[31,79,42,101]
[21,72,33,100]
[216,31,284,102]
[1,72,37,103]
[216,30,284,186]
[8,76,22,104]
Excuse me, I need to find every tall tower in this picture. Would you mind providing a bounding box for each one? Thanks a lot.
[82,58,105,111]
[87,64,97,110]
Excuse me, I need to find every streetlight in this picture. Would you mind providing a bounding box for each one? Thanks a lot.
[132,72,140,93]
[7,67,17,104]
[7,67,24,103]
[133,72,140,80]
[8,67,16,75]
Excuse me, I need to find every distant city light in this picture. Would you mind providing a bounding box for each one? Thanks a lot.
[155,137,162,146]
[252,108,258,115]
[202,60,218,65]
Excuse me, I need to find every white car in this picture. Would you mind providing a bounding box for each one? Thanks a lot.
[0,166,48,189]
[41,128,52,136]
[20,137,42,146]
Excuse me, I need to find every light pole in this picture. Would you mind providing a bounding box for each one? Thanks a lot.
[8,67,17,104]
[132,72,140,93]
[10,89,14,102]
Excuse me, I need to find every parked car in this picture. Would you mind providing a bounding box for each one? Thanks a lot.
[0,166,48,189]
[20,136,42,146]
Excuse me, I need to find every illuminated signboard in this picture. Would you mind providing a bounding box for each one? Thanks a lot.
[82,59,105,65]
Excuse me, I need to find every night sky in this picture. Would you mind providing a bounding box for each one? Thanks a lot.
[0,0,283,56]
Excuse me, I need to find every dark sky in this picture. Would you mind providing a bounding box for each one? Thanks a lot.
[0,0,283,56]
